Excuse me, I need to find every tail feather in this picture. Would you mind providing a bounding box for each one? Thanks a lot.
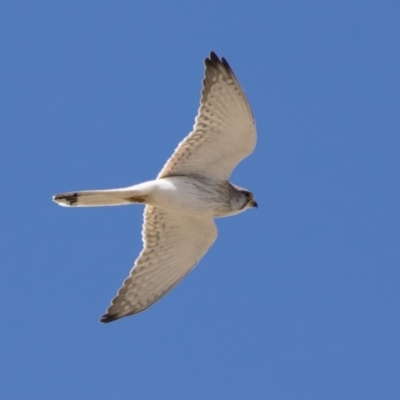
[53,183,154,207]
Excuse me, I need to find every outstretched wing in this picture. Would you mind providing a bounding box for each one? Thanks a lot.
[100,206,217,323]
[157,52,256,181]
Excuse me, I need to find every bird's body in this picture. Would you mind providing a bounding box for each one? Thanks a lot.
[53,52,257,323]
[55,176,253,217]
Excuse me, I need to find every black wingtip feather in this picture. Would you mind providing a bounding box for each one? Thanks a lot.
[100,313,118,324]
[205,51,234,75]
[209,51,219,62]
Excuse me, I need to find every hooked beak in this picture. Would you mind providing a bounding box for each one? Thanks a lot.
[250,198,258,208]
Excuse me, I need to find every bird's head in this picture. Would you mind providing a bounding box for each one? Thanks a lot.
[240,190,258,209]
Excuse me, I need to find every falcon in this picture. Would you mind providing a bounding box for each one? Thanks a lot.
[53,52,257,323]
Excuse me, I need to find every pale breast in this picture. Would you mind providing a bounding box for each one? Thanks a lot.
[149,176,232,217]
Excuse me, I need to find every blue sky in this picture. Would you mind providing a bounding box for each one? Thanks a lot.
[1,1,399,399]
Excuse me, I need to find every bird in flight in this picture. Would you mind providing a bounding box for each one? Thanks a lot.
[53,52,257,323]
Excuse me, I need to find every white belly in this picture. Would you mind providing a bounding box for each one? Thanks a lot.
[148,176,225,216]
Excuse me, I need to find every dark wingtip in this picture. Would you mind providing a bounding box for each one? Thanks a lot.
[205,51,233,75]
[100,313,118,324]
[220,56,232,72]
[205,51,220,66]
[209,51,219,62]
